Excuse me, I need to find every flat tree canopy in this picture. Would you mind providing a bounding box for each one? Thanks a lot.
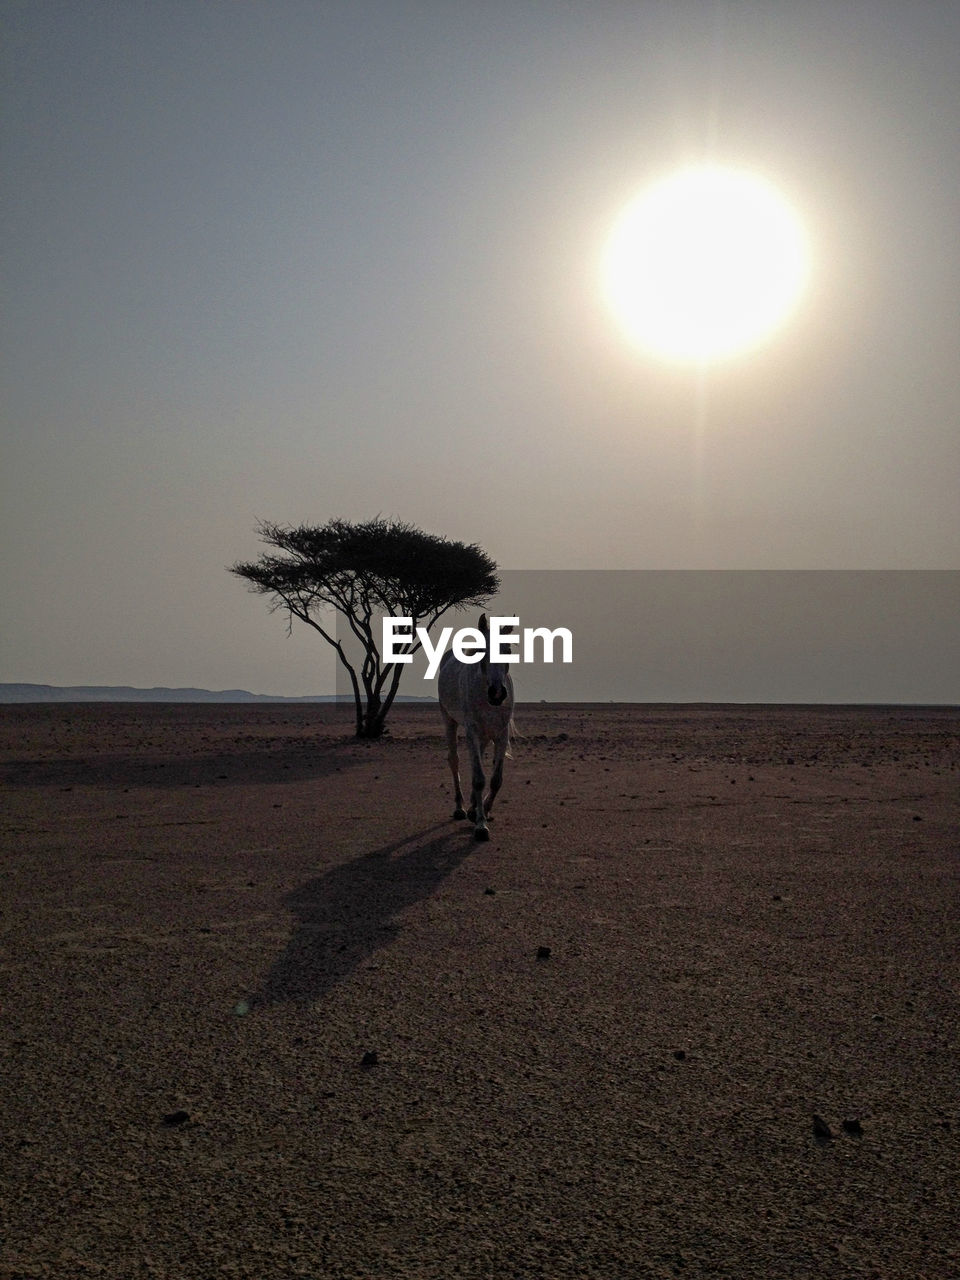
[231,518,499,737]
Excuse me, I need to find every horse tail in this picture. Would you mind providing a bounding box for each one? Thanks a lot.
[506,712,523,759]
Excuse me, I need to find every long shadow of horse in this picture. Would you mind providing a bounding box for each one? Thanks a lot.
[253,821,469,1007]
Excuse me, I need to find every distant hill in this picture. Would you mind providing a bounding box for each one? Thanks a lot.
[0,684,434,704]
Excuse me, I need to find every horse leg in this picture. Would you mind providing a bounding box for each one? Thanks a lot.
[485,729,508,818]
[441,710,466,819]
[466,729,489,841]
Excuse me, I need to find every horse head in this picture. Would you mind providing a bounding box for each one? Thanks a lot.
[478,613,515,707]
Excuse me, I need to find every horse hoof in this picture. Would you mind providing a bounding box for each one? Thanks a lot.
[467,808,477,822]
[453,808,467,820]
[474,827,490,842]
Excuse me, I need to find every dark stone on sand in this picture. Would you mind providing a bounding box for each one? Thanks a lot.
[812,1114,833,1141]
[361,1051,379,1068]
[537,946,551,959]
[162,1110,190,1126]
[843,1118,863,1136]
[673,1049,686,1061]
[484,887,496,895]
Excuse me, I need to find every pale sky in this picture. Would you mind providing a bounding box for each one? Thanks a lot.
[2,2,958,696]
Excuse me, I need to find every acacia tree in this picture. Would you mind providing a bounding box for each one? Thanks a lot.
[231,518,499,738]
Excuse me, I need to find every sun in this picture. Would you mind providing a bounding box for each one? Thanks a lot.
[601,166,810,363]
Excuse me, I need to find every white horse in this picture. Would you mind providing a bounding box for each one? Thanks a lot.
[438,614,515,841]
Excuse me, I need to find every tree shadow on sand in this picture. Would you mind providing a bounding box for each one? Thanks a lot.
[252,821,471,1007]
[0,745,365,791]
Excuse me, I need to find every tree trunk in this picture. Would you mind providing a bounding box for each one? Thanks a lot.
[357,710,386,738]
[356,692,385,738]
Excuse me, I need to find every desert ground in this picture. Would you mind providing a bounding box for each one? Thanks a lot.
[1,702,957,1280]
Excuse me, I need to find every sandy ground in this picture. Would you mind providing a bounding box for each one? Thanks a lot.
[0,702,958,1280]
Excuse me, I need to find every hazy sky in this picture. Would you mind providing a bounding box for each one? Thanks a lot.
[2,2,958,695]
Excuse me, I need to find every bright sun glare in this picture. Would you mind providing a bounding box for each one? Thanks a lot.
[602,166,810,363]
